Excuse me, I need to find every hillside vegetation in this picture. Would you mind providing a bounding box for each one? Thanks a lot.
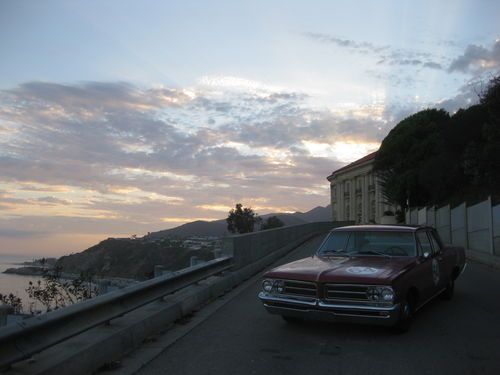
[56,238,215,280]
[56,205,332,279]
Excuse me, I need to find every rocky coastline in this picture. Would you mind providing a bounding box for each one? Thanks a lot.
[3,266,46,276]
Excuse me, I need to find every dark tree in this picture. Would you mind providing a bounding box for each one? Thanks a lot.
[477,75,500,194]
[374,75,500,207]
[226,203,261,234]
[261,216,284,231]
[373,109,450,208]
[480,75,500,120]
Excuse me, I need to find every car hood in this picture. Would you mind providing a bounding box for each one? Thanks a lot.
[265,255,417,284]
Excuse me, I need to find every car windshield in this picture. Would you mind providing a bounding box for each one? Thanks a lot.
[318,231,416,257]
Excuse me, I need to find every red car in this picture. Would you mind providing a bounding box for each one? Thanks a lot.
[258,225,466,332]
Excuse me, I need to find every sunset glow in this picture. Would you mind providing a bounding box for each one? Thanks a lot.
[0,1,499,256]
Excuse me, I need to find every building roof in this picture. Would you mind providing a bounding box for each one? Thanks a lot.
[326,150,377,181]
[331,224,424,232]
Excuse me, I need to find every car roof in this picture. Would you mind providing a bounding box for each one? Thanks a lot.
[330,224,429,233]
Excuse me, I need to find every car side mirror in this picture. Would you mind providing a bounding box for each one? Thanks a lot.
[422,251,431,259]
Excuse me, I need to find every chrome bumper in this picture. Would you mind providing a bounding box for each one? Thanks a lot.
[258,292,401,326]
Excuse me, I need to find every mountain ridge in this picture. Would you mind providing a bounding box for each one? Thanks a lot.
[146,204,331,239]
[52,204,331,280]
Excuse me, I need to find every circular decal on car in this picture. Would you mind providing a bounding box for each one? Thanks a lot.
[346,266,379,275]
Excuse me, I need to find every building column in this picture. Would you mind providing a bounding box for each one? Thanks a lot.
[362,174,368,224]
[374,176,380,223]
[330,182,335,220]
[338,180,343,221]
[350,178,355,221]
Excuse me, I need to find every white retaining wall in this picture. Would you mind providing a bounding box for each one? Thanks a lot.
[406,197,498,255]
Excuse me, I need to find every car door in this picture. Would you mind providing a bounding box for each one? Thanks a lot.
[415,230,437,302]
[428,229,448,290]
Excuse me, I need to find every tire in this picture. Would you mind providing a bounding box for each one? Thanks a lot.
[392,297,414,334]
[282,315,303,324]
[442,278,455,300]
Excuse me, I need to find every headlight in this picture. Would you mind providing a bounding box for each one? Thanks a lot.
[262,279,274,293]
[262,279,285,294]
[367,286,394,302]
[275,280,285,293]
[381,288,394,302]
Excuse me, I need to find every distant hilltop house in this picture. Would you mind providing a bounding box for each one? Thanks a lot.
[327,151,396,224]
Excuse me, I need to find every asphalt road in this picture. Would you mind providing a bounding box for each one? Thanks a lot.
[137,235,500,375]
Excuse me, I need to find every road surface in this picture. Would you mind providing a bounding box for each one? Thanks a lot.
[137,234,500,375]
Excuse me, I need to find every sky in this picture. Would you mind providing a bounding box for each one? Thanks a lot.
[1,0,499,256]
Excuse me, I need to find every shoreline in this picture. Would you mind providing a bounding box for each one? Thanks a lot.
[3,266,46,276]
[3,266,138,287]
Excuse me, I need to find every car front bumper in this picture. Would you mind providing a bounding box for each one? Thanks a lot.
[258,292,401,326]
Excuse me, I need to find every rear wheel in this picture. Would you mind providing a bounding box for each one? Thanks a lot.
[442,278,455,300]
[282,315,303,324]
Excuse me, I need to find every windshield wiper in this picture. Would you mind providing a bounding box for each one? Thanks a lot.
[358,250,391,258]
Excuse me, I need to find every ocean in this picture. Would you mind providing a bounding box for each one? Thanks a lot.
[0,254,44,313]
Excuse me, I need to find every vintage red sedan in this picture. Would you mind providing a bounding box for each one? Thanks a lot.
[258,225,466,332]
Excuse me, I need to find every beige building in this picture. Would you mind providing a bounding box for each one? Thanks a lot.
[327,151,396,224]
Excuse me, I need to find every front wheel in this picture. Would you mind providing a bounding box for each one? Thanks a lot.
[392,298,413,334]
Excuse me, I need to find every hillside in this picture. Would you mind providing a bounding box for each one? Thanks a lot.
[55,205,331,279]
[56,238,215,280]
[146,205,331,239]
[292,205,332,222]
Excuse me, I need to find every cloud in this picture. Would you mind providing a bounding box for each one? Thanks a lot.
[36,196,71,205]
[303,32,444,70]
[448,40,500,73]
[0,78,399,254]
[437,76,483,113]
[303,33,390,54]
[0,228,48,238]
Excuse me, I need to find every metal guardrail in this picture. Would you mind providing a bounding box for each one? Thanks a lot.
[0,256,232,369]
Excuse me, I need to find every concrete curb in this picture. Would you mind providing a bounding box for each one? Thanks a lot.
[5,232,325,375]
[0,305,9,327]
[466,249,500,270]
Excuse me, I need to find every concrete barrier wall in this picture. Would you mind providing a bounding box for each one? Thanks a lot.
[467,198,493,253]
[426,206,435,227]
[492,204,499,255]
[407,198,497,255]
[0,304,8,327]
[436,205,451,244]
[410,209,418,225]
[451,203,467,248]
[223,221,352,269]
[418,208,427,225]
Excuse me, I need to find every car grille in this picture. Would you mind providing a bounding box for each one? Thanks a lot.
[324,284,369,302]
[282,280,317,297]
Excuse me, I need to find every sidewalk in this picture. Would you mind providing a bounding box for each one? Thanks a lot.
[466,248,500,270]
